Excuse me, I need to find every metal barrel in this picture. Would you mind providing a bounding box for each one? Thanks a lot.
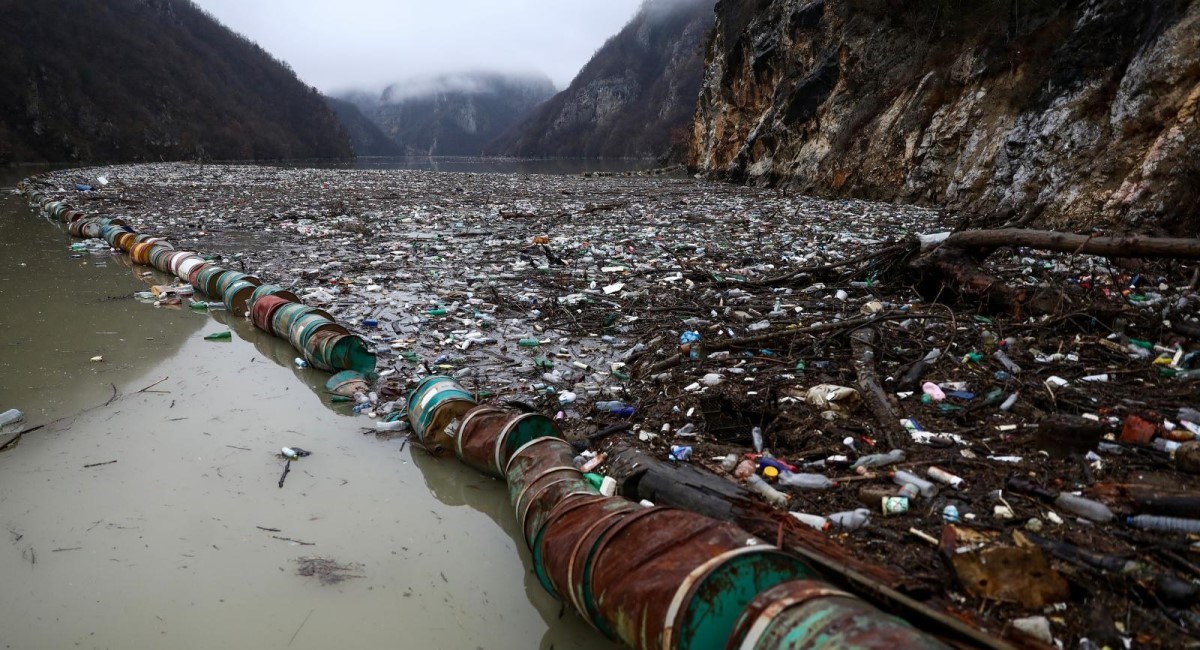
[213,271,261,298]
[114,231,137,251]
[407,376,476,457]
[270,303,335,339]
[559,502,651,637]
[251,294,292,332]
[223,279,258,313]
[301,330,342,371]
[584,508,812,650]
[530,493,609,598]
[187,262,213,289]
[67,218,90,237]
[288,313,349,351]
[325,334,376,374]
[149,246,176,273]
[172,254,204,280]
[510,464,597,551]
[726,580,951,650]
[196,266,230,297]
[249,284,300,309]
[455,407,563,478]
[454,405,513,477]
[504,436,578,484]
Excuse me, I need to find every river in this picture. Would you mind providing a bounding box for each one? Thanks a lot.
[0,164,619,649]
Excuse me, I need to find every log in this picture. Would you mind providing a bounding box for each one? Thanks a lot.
[943,229,1200,260]
[849,327,905,449]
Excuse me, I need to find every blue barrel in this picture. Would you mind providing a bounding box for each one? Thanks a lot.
[407,376,476,457]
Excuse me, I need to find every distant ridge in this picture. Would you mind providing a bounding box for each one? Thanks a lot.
[338,72,557,156]
[0,0,352,163]
[487,0,715,160]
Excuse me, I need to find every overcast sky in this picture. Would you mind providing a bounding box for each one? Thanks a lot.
[192,0,645,94]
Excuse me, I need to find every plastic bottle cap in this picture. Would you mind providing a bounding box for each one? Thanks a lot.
[762,466,779,479]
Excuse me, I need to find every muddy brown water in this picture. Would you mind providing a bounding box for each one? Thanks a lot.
[0,182,617,649]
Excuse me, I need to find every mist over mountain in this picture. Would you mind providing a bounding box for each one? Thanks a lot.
[0,0,351,163]
[325,97,401,157]
[487,0,715,160]
[339,72,557,156]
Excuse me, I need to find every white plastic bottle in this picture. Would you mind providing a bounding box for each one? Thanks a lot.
[0,409,24,429]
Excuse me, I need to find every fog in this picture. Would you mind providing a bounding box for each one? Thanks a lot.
[191,0,646,93]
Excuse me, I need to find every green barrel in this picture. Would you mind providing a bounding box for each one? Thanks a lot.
[271,303,335,340]
[249,284,300,311]
[195,267,229,297]
[149,246,176,273]
[213,271,261,298]
[407,376,476,457]
[726,581,950,650]
[325,334,375,374]
[223,279,258,313]
[301,330,342,372]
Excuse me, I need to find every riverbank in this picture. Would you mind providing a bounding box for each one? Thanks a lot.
[18,162,1200,647]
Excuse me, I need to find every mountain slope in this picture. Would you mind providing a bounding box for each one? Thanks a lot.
[0,0,352,163]
[341,73,556,156]
[487,0,715,160]
[690,0,1200,233]
[325,97,401,157]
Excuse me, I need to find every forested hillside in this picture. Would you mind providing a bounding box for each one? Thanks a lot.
[0,0,352,163]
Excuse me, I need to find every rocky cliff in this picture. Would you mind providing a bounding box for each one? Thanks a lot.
[0,0,352,163]
[488,0,715,160]
[690,0,1200,234]
[342,73,556,156]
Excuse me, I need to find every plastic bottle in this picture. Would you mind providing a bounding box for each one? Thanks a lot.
[0,409,24,429]
[828,508,871,530]
[927,466,964,488]
[594,400,626,412]
[942,505,961,523]
[1054,493,1115,522]
[999,392,1019,411]
[896,483,920,500]
[851,449,905,471]
[746,474,788,508]
[891,470,935,497]
[751,426,764,453]
[993,350,1022,374]
[669,446,692,462]
[375,420,407,432]
[1126,515,1200,534]
[676,423,695,436]
[720,453,739,472]
[294,357,308,369]
[777,472,837,490]
[789,512,830,531]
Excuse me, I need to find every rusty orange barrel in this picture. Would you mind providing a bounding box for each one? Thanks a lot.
[114,232,137,251]
[530,493,609,597]
[557,502,651,637]
[67,218,89,237]
[454,406,512,477]
[510,464,596,551]
[583,509,813,650]
[725,580,950,650]
[456,408,563,478]
[251,294,292,332]
[407,376,476,457]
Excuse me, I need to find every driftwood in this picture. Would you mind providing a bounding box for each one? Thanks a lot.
[943,229,1200,260]
[849,327,904,449]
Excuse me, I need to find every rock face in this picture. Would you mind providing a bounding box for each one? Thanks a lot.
[0,0,352,163]
[325,97,401,157]
[488,0,716,160]
[342,73,556,156]
[690,0,1200,233]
